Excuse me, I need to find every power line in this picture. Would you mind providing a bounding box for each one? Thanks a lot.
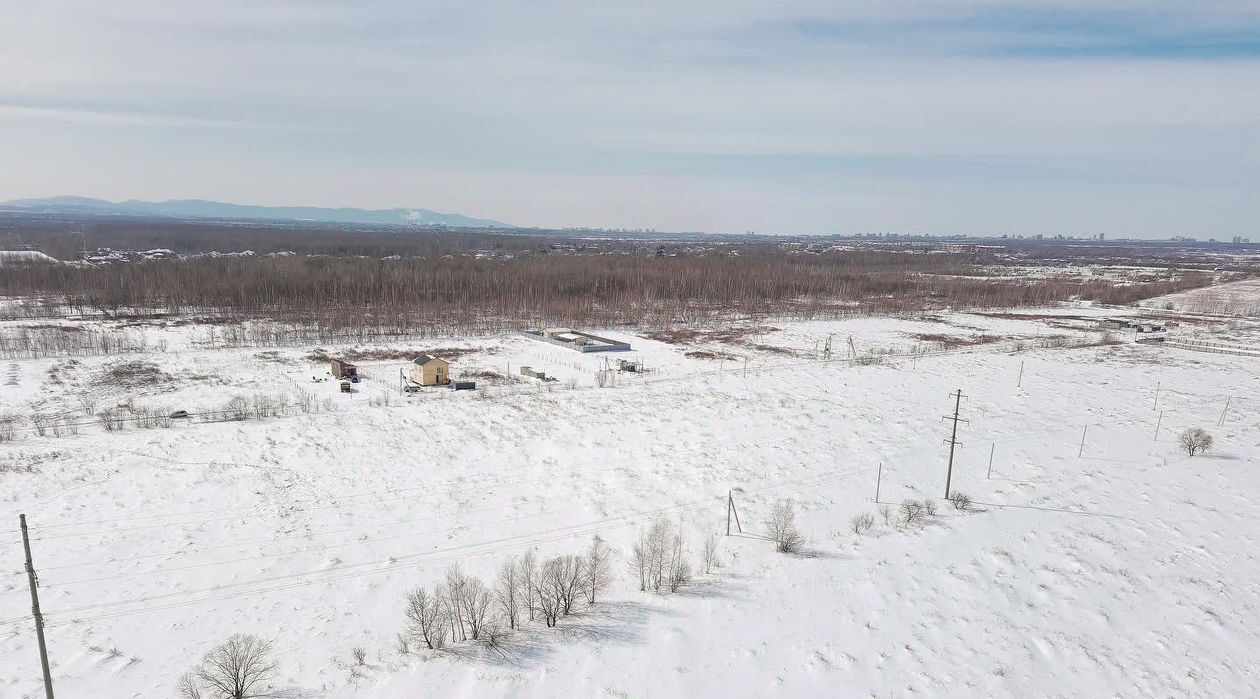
[5,466,861,632]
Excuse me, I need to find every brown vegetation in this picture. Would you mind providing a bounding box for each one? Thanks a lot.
[0,226,1216,337]
[910,333,1003,348]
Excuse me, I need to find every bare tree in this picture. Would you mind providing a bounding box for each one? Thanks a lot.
[665,531,692,592]
[582,537,613,604]
[458,576,494,641]
[631,518,675,591]
[554,554,587,615]
[519,548,539,622]
[404,586,447,650]
[701,534,719,574]
[176,674,204,699]
[1178,428,1214,456]
[444,566,469,641]
[768,499,805,553]
[494,556,522,630]
[536,559,563,628]
[178,634,277,699]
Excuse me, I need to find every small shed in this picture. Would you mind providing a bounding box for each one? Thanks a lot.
[409,354,450,386]
[330,358,358,379]
[520,366,547,380]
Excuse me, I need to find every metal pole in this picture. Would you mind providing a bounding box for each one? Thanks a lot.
[986,443,995,479]
[726,491,731,536]
[874,462,882,503]
[944,390,962,498]
[1219,397,1231,426]
[1154,410,1163,441]
[1078,425,1088,457]
[743,356,748,379]
[1153,381,1160,410]
[1017,361,1024,388]
[21,514,54,699]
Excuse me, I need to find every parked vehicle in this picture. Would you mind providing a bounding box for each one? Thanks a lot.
[169,410,190,419]
[449,380,476,391]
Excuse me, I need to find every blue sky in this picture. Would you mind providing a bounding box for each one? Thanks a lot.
[1,1,1257,237]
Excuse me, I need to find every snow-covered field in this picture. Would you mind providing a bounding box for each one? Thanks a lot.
[1140,277,1260,317]
[1,306,1258,698]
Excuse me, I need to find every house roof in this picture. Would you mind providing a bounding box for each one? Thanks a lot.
[412,354,447,366]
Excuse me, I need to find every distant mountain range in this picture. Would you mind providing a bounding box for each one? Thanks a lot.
[1,196,509,228]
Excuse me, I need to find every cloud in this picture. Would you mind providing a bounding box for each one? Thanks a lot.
[0,1,1256,236]
[0,105,281,131]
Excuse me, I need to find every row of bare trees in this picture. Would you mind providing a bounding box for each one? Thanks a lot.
[403,537,614,652]
[0,248,1214,333]
[0,326,159,359]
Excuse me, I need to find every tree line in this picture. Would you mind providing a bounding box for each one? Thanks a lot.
[0,248,1212,332]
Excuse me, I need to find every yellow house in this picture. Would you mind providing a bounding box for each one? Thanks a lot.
[409,354,450,386]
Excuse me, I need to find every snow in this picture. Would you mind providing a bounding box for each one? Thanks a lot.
[1140,278,1260,317]
[1,307,1258,697]
[0,250,59,265]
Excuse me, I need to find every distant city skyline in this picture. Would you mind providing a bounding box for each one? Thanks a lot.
[1,1,1257,238]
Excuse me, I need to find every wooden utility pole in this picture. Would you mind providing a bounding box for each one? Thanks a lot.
[20,514,54,699]
[874,462,883,503]
[943,390,966,498]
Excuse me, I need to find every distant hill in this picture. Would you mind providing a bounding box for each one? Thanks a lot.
[1,196,509,228]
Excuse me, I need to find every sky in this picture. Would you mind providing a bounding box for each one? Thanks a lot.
[1,1,1258,237]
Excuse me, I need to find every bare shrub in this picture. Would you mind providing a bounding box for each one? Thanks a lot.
[404,586,447,650]
[582,536,613,604]
[923,499,938,517]
[177,634,277,699]
[899,500,925,526]
[78,394,98,416]
[851,513,875,535]
[225,396,250,421]
[350,646,367,666]
[701,534,719,574]
[879,505,893,526]
[1178,428,1214,456]
[0,414,16,442]
[947,491,973,510]
[97,409,125,432]
[768,499,805,553]
[31,413,51,437]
